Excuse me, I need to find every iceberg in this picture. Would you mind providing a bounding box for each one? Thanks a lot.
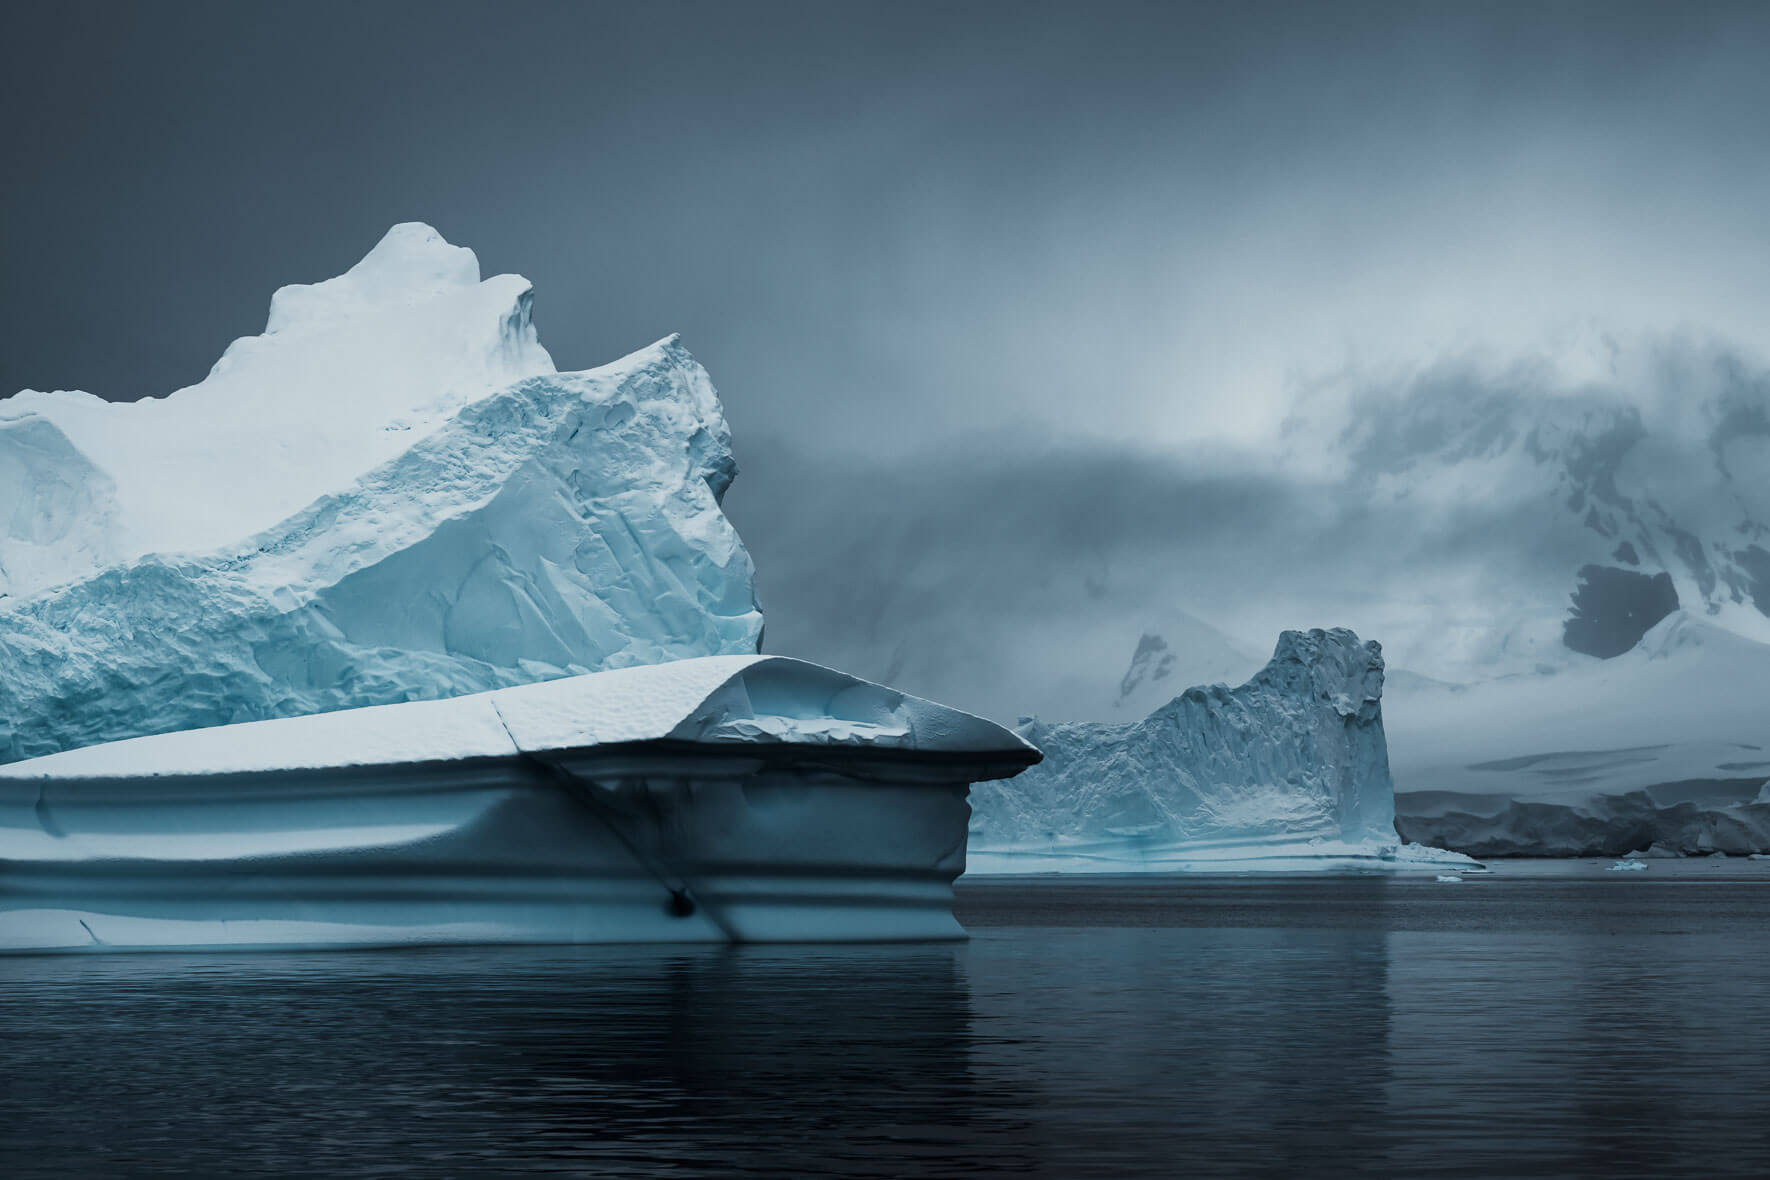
[966,628,1474,872]
[0,225,1049,951]
[0,656,1040,952]
[0,224,762,763]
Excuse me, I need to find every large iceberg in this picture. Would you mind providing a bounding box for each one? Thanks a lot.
[0,224,761,763]
[967,628,1472,872]
[0,224,1051,952]
[0,656,1039,951]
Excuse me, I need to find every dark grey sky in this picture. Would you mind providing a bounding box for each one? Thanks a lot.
[7,2,1768,444]
[6,0,1770,715]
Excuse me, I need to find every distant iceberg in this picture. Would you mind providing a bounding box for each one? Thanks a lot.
[0,224,761,764]
[0,656,1039,952]
[966,628,1474,873]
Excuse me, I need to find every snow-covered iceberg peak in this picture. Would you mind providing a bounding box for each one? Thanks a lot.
[0,230,762,763]
[265,221,486,331]
[967,627,1473,872]
[0,223,554,597]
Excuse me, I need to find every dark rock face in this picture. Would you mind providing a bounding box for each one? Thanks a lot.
[1734,545,1770,615]
[1563,566,1679,658]
[1395,786,1770,858]
[1114,632,1177,709]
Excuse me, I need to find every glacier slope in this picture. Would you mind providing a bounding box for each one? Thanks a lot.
[1389,612,1770,856]
[967,628,1473,872]
[0,226,761,763]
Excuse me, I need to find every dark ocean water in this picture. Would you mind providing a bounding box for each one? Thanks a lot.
[4,863,1770,1178]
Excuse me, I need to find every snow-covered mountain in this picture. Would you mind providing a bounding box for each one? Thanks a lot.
[1314,356,1770,853]
[1310,350,1770,679]
[839,602,1266,728]
[0,225,761,763]
[1388,612,1770,856]
[1097,608,1267,719]
[967,628,1470,872]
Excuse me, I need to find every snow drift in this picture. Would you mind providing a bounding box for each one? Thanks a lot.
[0,656,1040,951]
[967,628,1471,872]
[0,224,762,763]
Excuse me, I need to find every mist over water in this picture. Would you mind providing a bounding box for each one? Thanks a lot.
[6,868,1769,1178]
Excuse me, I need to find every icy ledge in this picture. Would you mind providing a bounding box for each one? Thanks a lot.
[967,628,1476,874]
[0,656,1039,952]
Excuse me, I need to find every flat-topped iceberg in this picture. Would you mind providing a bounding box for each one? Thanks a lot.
[0,656,1040,952]
[967,628,1474,873]
[0,225,761,763]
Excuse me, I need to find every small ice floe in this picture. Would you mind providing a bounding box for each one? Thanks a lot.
[1608,860,1649,871]
[1435,874,1464,883]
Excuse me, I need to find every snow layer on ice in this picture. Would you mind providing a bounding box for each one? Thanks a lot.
[0,655,1035,781]
[0,224,554,595]
[0,226,763,763]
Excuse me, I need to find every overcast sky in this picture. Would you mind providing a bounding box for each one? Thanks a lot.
[6,1,1769,714]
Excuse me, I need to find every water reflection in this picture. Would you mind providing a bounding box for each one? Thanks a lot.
[0,944,1037,1177]
[961,919,1394,1175]
[5,872,1770,1178]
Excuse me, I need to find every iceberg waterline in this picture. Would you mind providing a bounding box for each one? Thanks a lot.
[0,656,1039,951]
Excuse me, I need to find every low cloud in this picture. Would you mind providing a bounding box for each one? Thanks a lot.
[726,338,1770,720]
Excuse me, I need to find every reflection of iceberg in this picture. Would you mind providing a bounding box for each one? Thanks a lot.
[0,656,1038,952]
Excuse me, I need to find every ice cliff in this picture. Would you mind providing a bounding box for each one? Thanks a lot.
[967,628,1471,872]
[0,224,762,763]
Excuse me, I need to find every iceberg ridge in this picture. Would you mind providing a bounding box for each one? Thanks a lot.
[0,228,762,763]
[967,628,1472,873]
